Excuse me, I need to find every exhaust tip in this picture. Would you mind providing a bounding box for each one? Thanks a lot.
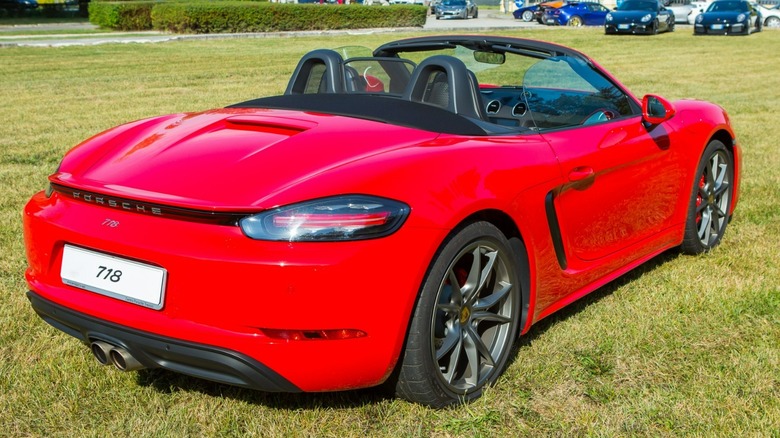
[90,341,114,365]
[109,347,145,372]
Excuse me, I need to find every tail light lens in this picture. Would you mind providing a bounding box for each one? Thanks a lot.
[240,195,410,242]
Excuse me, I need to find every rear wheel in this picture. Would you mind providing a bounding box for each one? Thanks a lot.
[681,140,734,254]
[394,222,521,407]
[568,15,583,26]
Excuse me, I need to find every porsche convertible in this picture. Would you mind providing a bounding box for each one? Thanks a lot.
[23,35,740,408]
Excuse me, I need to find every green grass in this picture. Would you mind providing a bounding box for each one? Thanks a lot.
[1,28,779,436]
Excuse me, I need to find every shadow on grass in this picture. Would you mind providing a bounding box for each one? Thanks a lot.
[135,249,682,409]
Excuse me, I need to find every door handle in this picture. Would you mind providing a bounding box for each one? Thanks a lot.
[568,167,594,182]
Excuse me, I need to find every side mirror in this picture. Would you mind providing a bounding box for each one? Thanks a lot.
[642,94,676,125]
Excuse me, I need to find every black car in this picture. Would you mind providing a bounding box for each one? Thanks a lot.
[0,0,39,14]
[605,0,675,34]
[694,0,763,35]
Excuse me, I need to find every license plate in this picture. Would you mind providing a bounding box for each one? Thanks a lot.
[711,24,723,30]
[618,24,630,30]
[61,245,167,310]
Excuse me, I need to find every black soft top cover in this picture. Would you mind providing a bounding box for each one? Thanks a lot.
[228,94,488,136]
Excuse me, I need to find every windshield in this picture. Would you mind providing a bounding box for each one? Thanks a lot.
[707,0,748,11]
[618,0,659,10]
[388,43,637,132]
[442,0,467,5]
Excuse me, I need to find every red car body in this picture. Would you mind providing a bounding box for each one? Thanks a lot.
[23,36,740,406]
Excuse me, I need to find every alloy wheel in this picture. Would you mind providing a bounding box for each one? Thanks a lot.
[695,149,731,247]
[431,240,516,392]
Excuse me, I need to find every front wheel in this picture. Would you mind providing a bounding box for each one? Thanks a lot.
[681,140,734,254]
[394,222,521,407]
[766,16,780,28]
[522,10,533,21]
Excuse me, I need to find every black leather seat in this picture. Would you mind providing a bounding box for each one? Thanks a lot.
[285,49,346,95]
[402,55,487,121]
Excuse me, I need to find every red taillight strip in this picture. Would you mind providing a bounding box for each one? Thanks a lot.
[51,184,248,226]
[272,212,391,229]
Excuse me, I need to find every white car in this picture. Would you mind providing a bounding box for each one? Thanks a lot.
[758,3,780,27]
[665,0,695,23]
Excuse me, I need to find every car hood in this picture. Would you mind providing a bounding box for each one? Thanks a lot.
[54,108,440,211]
[610,10,657,21]
[700,11,745,22]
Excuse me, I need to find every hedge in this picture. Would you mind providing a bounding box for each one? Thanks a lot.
[90,2,427,32]
[89,1,155,30]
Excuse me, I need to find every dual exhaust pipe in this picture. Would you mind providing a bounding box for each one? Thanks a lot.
[90,341,145,372]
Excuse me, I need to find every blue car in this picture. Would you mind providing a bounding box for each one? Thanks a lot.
[544,1,611,25]
[605,0,676,34]
[513,4,540,21]
[694,0,763,34]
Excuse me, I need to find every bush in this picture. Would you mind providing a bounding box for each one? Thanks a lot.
[89,1,155,30]
[151,3,426,33]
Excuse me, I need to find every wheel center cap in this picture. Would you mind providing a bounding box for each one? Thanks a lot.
[459,307,470,324]
[708,194,715,205]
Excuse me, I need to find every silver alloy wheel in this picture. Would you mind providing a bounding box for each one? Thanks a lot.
[522,10,534,21]
[431,241,515,392]
[696,149,731,247]
[767,16,780,28]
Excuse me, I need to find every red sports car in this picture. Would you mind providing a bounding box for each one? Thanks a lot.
[23,35,740,408]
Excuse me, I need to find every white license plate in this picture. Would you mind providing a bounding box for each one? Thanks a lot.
[61,245,167,310]
[618,24,630,30]
[711,24,724,30]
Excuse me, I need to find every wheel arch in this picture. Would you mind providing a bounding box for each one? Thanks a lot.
[709,128,740,214]
[455,209,533,337]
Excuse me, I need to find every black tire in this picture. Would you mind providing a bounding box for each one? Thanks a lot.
[652,19,659,35]
[473,9,478,18]
[394,222,522,407]
[681,140,734,254]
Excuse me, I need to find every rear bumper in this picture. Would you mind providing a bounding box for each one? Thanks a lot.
[28,290,301,392]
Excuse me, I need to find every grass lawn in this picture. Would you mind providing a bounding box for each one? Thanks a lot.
[1,28,778,436]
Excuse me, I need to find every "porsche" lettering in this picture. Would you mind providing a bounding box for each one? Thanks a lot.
[72,191,162,216]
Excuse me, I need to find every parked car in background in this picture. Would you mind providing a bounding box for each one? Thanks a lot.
[758,3,780,27]
[533,0,566,23]
[664,0,695,22]
[544,1,611,25]
[605,0,676,34]
[0,0,38,14]
[434,0,478,19]
[694,0,762,34]
[514,2,541,21]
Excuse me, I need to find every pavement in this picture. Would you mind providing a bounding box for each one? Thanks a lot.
[0,14,544,47]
